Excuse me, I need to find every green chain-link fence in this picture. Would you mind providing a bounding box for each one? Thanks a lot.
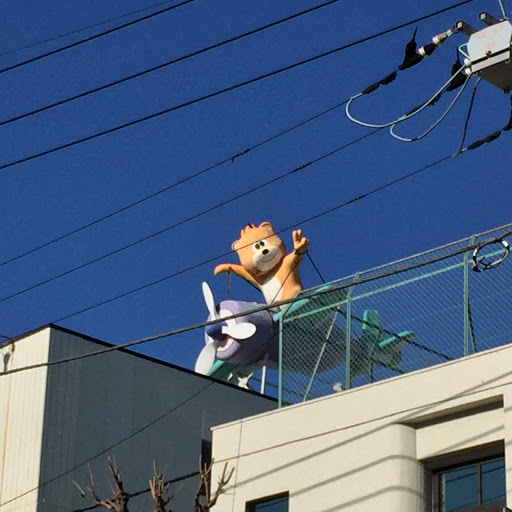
[277,222,512,406]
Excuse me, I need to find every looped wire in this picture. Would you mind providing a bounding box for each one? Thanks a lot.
[472,239,510,272]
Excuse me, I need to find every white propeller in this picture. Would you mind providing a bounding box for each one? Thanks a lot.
[195,282,257,375]
[222,322,256,339]
[202,281,216,319]
[195,341,216,374]
[201,282,256,340]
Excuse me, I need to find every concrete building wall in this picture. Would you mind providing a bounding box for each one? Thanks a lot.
[211,341,512,511]
[0,329,50,512]
[0,326,276,512]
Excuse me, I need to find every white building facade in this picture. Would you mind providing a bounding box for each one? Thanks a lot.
[211,341,512,512]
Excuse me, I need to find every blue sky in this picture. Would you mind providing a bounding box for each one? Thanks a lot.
[0,0,510,371]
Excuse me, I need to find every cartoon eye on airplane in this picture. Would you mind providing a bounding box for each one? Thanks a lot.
[194,282,415,393]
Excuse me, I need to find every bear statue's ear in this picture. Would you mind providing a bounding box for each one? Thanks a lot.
[258,221,274,233]
[231,239,241,251]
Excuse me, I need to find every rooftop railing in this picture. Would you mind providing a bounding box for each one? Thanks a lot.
[277,222,512,406]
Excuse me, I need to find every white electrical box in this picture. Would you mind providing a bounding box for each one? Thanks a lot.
[465,20,512,92]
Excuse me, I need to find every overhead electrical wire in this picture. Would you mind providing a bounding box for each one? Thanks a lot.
[2,257,300,511]
[0,257,300,511]
[346,65,467,129]
[0,96,350,270]
[0,0,478,271]
[0,388,205,508]
[0,355,253,509]
[0,0,198,76]
[4,221,508,378]
[0,0,476,174]
[48,151,455,325]
[0,286,295,507]
[0,0,180,59]
[3,227,505,505]
[0,0,485,349]
[0,0,345,128]
[0,320,292,510]
[73,468,200,512]
[0,1,489,347]
[1,226,504,511]
[0,130,379,305]
[389,71,471,142]
[15,93,507,311]
[454,77,483,155]
[0,3,489,506]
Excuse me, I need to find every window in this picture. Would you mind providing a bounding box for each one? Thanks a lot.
[433,457,505,511]
[246,493,289,512]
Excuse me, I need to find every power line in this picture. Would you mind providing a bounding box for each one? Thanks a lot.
[0,266,297,510]
[49,152,455,324]
[73,469,200,512]
[0,388,205,508]
[0,130,378,305]
[0,0,475,174]
[0,0,179,59]
[0,360,232,509]
[306,251,452,362]
[1,222,507,512]
[0,275,296,512]
[2,292,287,376]
[4,220,508,377]
[306,251,328,283]
[0,0,198,76]
[1,221,506,512]
[0,0,344,128]
[0,95,350,270]
[0,326,282,510]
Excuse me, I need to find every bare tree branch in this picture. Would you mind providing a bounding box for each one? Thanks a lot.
[149,461,174,512]
[74,458,130,512]
[194,456,234,512]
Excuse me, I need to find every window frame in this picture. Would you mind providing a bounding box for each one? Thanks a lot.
[245,492,289,512]
[431,455,506,512]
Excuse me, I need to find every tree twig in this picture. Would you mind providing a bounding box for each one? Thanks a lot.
[149,461,174,512]
[73,458,130,512]
[194,456,234,512]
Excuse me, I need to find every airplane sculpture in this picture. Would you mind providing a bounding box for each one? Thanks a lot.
[195,282,415,393]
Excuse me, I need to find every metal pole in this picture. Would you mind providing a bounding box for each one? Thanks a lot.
[345,273,359,390]
[302,304,342,401]
[278,319,283,407]
[260,361,267,395]
[463,235,476,356]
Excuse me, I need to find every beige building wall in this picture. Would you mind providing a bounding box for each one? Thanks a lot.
[212,341,512,511]
[0,329,50,512]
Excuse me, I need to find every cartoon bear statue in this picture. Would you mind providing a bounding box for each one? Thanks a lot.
[214,222,309,306]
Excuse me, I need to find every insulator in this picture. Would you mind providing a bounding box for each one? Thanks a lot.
[432,29,453,46]
[418,42,437,57]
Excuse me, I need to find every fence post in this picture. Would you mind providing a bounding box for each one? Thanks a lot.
[278,316,284,407]
[463,235,477,356]
[345,273,359,390]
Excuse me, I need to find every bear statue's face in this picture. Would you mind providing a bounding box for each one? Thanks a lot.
[232,222,285,274]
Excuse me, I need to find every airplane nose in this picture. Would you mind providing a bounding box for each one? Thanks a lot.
[262,249,269,255]
[205,322,225,340]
